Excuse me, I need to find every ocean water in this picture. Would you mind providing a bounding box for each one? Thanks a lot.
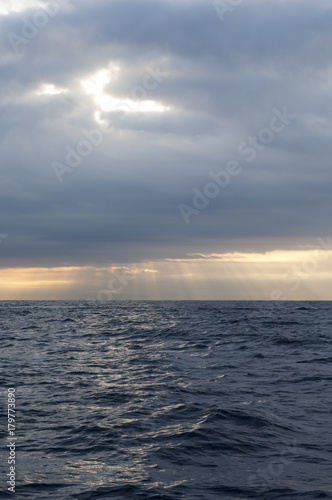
[1,300,332,499]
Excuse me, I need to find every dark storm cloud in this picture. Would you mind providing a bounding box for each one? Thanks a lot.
[1,0,332,267]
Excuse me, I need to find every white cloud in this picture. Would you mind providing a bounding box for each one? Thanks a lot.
[0,0,44,16]
[81,67,170,117]
[36,83,68,96]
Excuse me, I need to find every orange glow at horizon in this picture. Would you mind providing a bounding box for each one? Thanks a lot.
[0,247,332,300]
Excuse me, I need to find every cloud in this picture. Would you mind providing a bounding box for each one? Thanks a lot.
[1,0,332,297]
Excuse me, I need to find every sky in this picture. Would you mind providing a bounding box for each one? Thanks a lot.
[1,0,332,300]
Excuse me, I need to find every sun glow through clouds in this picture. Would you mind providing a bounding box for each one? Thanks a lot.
[1,247,332,300]
[0,0,43,16]
[81,68,169,116]
[36,84,68,96]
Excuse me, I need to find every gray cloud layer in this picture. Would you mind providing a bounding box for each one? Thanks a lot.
[1,0,332,268]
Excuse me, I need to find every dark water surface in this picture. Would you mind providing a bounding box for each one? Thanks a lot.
[1,301,332,499]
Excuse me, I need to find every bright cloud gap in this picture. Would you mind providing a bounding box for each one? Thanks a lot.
[81,68,169,116]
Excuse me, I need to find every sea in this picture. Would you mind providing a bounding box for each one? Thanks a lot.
[1,300,332,499]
